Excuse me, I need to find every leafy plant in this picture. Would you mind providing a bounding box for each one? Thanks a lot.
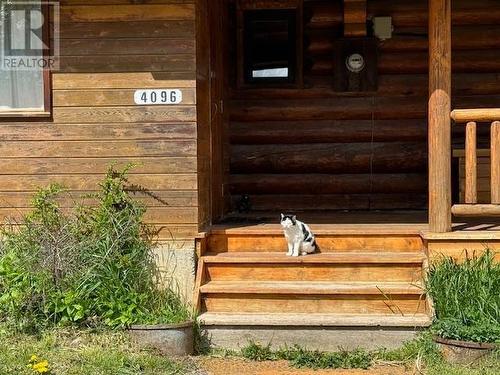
[0,166,190,332]
[426,250,500,343]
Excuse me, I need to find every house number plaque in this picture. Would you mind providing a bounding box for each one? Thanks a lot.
[134,89,183,105]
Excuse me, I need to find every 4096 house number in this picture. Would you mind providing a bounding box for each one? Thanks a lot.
[134,89,183,105]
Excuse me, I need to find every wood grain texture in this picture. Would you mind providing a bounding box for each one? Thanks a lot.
[428,0,452,232]
[0,1,199,239]
[61,5,195,22]
[465,122,477,203]
[491,122,500,203]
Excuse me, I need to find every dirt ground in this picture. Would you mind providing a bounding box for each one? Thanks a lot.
[195,357,414,375]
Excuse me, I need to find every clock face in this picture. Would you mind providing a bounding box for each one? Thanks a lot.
[346,53,365,73]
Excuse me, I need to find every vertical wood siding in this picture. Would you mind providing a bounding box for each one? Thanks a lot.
[0,0,198,240]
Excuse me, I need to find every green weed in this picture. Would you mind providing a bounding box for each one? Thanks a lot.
[0,166,191,333]
[426,250,500,343]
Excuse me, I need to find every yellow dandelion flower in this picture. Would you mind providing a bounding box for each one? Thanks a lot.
[29,355,38,363]
[31,359,50,374]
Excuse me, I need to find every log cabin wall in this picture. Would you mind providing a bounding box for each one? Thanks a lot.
[0,1,198,297]
[226,0,500,217]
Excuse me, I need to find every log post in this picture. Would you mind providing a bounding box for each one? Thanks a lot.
[428,0,452,232]
[465,122,477,204]
[491,121,500,204]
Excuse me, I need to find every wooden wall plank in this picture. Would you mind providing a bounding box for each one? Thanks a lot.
[52,106,196,123]
[61,5,195,22]
[57,20,195,39]
[0,123,196,140]
[0,1,200,237]
[52,73,195,89]
[0,158,197,175]
[0,140,196,158]
[60,38,195,56]
[53,89,196,107]
[0,175,197,191]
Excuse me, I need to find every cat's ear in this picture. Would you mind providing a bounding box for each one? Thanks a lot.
[280,213,284,221]
[291,215,297,224]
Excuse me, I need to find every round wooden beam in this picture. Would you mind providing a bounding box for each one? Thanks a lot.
[428,0,452,232]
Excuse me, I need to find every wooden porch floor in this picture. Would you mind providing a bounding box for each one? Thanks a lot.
[218,210,500,233]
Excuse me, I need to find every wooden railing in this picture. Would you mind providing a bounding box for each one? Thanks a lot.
[450,108,500,217]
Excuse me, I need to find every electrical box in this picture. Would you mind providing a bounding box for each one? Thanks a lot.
[373,16,393,41]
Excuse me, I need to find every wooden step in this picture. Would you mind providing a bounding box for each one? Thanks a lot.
[206,225,424,252]
[198,312,432,327]
[203,252,425,264]
[203,252,424,283]
[200,281,424,295]
[201,280,427,316]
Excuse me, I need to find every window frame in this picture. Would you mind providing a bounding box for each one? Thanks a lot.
[236,0,303,89]
[0,1,52,119]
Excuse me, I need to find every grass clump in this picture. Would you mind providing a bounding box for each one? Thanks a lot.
[0,325,189,375]
[239,335,500,374]
[241,341,371,369]
[426,250,500,343]
[0,166,190,333]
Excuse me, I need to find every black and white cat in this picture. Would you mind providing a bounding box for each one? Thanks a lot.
[280,214,317,257]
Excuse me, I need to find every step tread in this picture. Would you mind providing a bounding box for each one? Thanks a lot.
[200,281,424,295]
[202,251,426,264]
[198,312,432,327]
[209,223,426,236]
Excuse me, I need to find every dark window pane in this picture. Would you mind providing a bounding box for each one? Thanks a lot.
[244,9,297,84]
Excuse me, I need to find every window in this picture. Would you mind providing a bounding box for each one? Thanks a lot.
[237,1,303,87]
[0,1,51,116]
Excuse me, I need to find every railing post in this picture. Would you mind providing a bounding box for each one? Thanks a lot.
[428,0,452,232]
[465,122,477,204]
[491,121,500,204]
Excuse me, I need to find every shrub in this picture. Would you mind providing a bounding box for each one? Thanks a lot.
[426,250,500,343]
[0,166,190,332]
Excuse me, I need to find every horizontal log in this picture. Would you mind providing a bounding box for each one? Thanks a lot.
[231,143,426,173]
[451,108,500,123]
[230,120,427,144]
[52,73,195,89]
[230,96,500,122]
[306,26,500,55]
[230,97,427,121]
[230,194,427,211]
[451,204,500,217]
[309,50,500,75]
[307,0,500,28]
[230,174,427,194]
[230,74,500,99]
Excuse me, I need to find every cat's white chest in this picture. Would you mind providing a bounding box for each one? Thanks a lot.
[283,226,302,241]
